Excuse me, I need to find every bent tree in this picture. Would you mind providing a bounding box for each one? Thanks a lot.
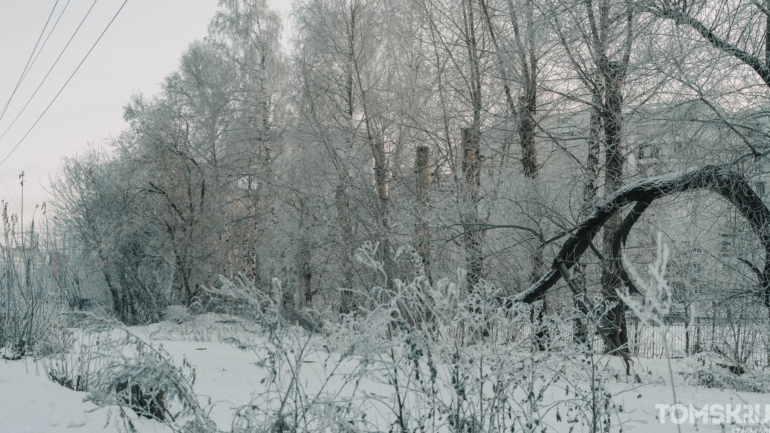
[516,165,770,349]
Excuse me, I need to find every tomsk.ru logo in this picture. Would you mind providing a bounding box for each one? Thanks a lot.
[657,404,770,425]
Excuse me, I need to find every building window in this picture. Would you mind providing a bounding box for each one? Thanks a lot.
[720,233,731,257]
[638,144,650,159]
[691,262,702,274]
[638,143,660,160]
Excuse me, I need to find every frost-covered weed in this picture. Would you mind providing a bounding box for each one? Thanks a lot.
[34,320,115,392]
[68,242,639,433]
[619,233,691,433]
[144,312,249,342]
[165,305,193,324]
[67,313,209,433]
[680,351,770,392]
[196,243,636,433]
[0,206,57,359]
[204,273,359,433]
[347,244,635,433]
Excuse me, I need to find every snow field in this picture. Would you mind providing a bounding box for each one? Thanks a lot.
[3,316,770,432]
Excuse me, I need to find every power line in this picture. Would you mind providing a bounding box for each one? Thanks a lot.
[0,0,99,143]
[0,1,60,122]
[19,0,74,89]
[0,0,129,170]
[0,1,127,220]
[0,2,67,212]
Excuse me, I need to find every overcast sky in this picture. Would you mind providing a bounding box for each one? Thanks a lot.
[0,0,290,226]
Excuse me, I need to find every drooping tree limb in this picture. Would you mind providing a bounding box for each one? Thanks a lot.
[612,198,652,296]
[516,165,770,305]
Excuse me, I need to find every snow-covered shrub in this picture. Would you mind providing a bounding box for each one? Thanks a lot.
[164,304,192,324]
[681,351,770,393]
[32,241,639,433]
[199,243,635,433]
[348,244,635,433]
[620,233,770,399]
[702,317,766,368]
[145,312,249,342]
[203,273,323,334]
[33,318,74,356]
[34,320,115,392]
[66,313,210,431]
[0,207,57,359]
[204,274,280,326]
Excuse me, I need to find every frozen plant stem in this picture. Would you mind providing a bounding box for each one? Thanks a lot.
[663,327,680,433]
[619,233,681,433]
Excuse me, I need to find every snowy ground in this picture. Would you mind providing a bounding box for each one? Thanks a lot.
[0,357,169,433]
[3,317,770,432]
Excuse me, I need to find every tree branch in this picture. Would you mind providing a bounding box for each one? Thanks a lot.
[515,165,770,304]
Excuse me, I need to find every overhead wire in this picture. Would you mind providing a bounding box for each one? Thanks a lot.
[0,0,129,169]
[0,0,60,123]
[0,0,79,216]
[0,0,128,216]
[0,0,99,144]
[0,0,74,213]
[19,0,74,89]
[0,2,66,210]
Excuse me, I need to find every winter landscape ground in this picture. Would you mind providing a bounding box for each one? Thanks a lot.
[7,0,770,431]
[4,244,770,433]
[4,313,770,433]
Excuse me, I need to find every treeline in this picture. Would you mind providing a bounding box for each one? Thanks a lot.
[48,0,770,327]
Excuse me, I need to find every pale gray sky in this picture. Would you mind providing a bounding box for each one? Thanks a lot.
[0,0,291,225]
